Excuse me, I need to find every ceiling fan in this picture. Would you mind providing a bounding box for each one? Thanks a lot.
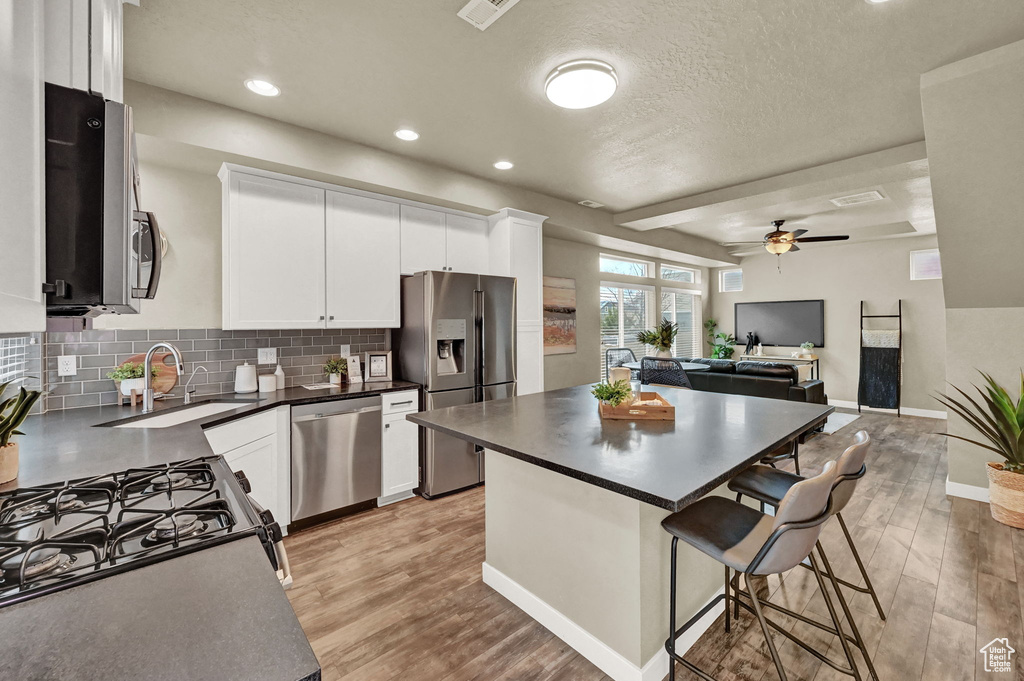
[723,220,850,255]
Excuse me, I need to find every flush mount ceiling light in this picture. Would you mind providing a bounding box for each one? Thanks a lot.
[394,129,420,141]
[244,79,280,97]
[493,161,514,170]
[544,60,618,109]
[864,0,891,4]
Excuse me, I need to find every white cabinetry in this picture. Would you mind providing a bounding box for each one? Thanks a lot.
[222,172,326,330]
[326,191,401,328]
[380,390,420,504]
[43,0,124,102]
[203,407,291,531]
[399,207,489,275]
[489,209,548,395]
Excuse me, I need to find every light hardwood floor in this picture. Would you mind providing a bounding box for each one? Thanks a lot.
[284,409,1023,680]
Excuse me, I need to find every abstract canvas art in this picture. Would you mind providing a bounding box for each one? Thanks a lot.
[543,276,577,355]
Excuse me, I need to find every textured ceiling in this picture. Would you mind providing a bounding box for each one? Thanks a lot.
[123,0,1024,215]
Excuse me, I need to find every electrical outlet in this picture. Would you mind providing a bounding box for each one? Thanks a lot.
[339,344,351,356]
[257,347,277,365]
[57,355,77,377]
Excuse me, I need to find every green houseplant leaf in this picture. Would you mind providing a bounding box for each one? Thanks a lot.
[936,370,1024,473]
[592,380,632,408]
[636,319,678,352]
[0,383,43,448]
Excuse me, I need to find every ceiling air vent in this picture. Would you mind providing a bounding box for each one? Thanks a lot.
[578,199,604,209]
[829,190,885,208]
[457,0,522,31]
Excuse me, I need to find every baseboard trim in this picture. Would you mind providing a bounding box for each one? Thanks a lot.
[376,490,416,507]
[945,476,990,503]
[828,399,947,420]
[482,562,724,681]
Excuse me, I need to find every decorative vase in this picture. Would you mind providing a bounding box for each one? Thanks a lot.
[987,462,1024,529]
[655,348,673,358]
[120,377,146,396]
[329,374,342,385]
[0,442,18,485]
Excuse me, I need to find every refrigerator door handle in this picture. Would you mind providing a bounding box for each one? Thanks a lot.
[474,288,485,398]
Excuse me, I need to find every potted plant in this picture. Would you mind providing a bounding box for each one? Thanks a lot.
[591,379,633,408]
[935,371,1024,528]
[107,362,161,397]
[637,320,678,358]
[800,341,815,357]
[0,380,43,484]
[703,319,736,359]
[324,357,348,385]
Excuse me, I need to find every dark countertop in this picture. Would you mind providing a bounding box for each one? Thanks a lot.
[6,380,419,490]
[0,537,320,681]
[2,379,417,681]
[408,385,833,512]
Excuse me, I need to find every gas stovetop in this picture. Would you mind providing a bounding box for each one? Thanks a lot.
[0,456,271,608]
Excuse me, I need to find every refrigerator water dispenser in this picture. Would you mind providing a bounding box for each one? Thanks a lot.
[436,318,466,376]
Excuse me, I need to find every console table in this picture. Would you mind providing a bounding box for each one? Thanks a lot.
[739,353,819,380]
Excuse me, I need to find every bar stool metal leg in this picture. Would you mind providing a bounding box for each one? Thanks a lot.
[807,552,863,681]
[747,577,788,681]
[837,512,886,621]
[724,565,731,633]
[816,542,880,681]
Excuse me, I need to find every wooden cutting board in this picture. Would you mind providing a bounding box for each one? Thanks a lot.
[115,352,180,395]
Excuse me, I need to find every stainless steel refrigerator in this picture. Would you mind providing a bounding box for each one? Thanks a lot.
[393,271,517,498]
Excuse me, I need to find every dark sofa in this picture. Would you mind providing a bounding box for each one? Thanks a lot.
[678,358,827,405]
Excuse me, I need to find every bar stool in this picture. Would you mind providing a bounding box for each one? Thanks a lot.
[662,461,866,681]
[729,430,886,622]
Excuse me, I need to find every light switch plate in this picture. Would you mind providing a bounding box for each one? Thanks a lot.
[57,355,77,377]
[339,344,351,356]
[257,348,277,365]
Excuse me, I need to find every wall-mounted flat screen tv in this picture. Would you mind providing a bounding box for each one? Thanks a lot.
[734,300,825,347]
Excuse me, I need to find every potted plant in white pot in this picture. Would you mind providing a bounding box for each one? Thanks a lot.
[636,320,678,358]
[0,380,43,484]
[107,361,161,397]
[935,371,1024,528]
[324,357,348,385]
[800,341,815,358]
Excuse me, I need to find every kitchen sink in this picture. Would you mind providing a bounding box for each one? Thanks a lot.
[113,401,246,429]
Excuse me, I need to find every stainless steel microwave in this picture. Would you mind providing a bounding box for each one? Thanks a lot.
[43,83,161,317]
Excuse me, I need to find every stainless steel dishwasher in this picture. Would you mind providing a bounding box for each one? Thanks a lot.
[290,396,382,524]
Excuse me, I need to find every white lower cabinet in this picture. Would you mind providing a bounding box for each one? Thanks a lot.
[203,407,291,531]
[380,390,420,503]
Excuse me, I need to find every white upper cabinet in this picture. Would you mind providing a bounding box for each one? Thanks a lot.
[326,191,401,328]
[400,205,447,275]
[44,0,124,102]
[222,172,326,330]
[444,214,490,274]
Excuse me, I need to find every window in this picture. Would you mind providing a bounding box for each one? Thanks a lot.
[661,289,702,358]
[719,269,743,293]
[600,254,651,278]
[910,249,942,280]
[600,283,653,375]
[660,265,698,284]
[0,337,29,384]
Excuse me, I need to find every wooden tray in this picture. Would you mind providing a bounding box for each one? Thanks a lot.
[598,391,675,421]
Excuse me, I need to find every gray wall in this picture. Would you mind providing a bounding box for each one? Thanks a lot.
[921,39,1024,488]
[709,236,946,412]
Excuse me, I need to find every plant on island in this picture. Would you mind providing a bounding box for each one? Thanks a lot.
[592,380,632,408]
[636,319,678,353]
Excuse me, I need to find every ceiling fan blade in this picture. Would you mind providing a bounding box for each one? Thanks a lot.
[787,244,800,252]
[792,235,850,243]
[721,241,767,246]
[785,229,808,239]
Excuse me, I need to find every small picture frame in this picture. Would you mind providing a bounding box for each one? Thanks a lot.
[346,355,363,384]
[363,350,393,383]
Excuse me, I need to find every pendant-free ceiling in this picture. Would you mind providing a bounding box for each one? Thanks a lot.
[545,60,618,109]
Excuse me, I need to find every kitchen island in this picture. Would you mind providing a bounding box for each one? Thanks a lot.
[409,384,832,681]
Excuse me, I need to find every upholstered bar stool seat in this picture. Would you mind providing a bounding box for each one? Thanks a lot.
[728,464,801,506]
[662,497,775,574]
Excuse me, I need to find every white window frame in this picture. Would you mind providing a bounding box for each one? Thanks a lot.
[909,249,942,281]
[719,269,743,293]
[599,253,654,279]
[660,264,700,284]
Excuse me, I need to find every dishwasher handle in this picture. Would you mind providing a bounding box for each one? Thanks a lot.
[291,405,381,423]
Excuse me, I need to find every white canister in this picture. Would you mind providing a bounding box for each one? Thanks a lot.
[274,364,286,390]
[234,362,258,394]
[608,367,632,385]
[258,374,277,393]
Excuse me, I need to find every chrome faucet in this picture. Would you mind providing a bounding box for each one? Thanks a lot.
[142,343,185,413]
[183,365,209,404]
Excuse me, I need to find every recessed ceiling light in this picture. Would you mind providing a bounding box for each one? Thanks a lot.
[394,129,420,141]
[545,60,618,109]
[244,79,280,97]
[864,0,891,4]
[493,161,514,170]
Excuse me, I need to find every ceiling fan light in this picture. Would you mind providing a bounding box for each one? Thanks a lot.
[765,241,792,255]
